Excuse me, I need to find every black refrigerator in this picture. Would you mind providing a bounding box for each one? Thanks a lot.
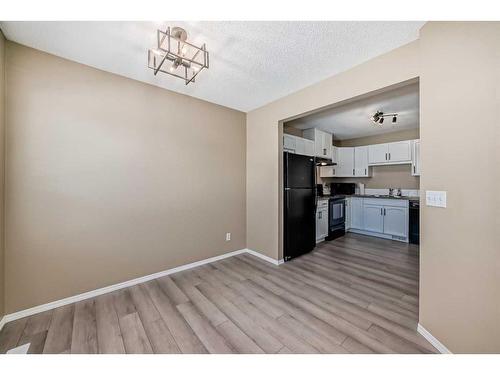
[284,152,316,261]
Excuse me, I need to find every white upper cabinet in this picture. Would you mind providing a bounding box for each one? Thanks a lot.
[324,146,369,178]
[368,140,412,165]
[411,139,420,176]
[319,165,336,178]
[354,146,370,177]
[283,134,296,152]
[388,141,411,163]
[336,147,355,177]
[303,128,333,160]
[332,145,338,164]
[303,139,315,157]
[283,134,315,157]
[322,132,333,159]
[368,143,388,164]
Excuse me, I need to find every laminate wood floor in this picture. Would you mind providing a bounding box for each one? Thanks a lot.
[0,233,436,354]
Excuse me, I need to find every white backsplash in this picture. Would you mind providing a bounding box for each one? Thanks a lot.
[363,188,419,197]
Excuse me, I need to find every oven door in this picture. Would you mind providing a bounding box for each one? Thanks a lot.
[329,198,345,229]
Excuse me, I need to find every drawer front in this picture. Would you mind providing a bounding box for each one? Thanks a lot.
[363,198,408,207]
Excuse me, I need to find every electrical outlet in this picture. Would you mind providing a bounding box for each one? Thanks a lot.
[426,190,447,208]
[225,232,231,241]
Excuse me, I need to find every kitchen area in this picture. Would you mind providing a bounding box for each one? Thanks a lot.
[283,82,420,261]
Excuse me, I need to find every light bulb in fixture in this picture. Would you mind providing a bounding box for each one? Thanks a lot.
[170,59,181,72]
[371,111,383,123]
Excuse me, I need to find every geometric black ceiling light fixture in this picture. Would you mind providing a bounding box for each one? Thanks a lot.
[371,111,398,126]
[148,26,209,85]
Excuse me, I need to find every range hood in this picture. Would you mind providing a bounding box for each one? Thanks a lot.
[316,158,336,166]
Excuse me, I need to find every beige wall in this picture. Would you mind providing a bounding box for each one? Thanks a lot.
[282,126,303,137]
[323,164,419,190]
[419,22,500,353]
[0,31,5,318]
[4,42,246,313]
[336,128,419,147]
[248,22,500,352]
[247,41,420,260]
[323,128,420,189]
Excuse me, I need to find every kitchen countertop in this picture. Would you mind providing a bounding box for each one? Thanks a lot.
[318,194,419,201]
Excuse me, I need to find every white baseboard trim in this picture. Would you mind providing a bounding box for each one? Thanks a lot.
[417,323,452,354]
[0,247,282,329]
[245,248,283,266]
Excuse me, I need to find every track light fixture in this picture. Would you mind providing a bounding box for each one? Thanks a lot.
[371,111,398,126]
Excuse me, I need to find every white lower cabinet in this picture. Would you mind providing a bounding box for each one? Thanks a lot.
[349,198,408,242]
[363,204,384,233]
[350,197,364,230]
[345,198,351,230]
[383,206,408,237]
[316,200,329,242]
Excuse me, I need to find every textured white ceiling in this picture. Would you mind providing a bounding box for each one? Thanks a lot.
[287,83,419,140]
[0,21,425,112]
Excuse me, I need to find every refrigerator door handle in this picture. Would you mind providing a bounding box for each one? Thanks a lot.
[284,152,289,189]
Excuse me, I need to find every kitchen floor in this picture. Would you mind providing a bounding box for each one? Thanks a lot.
[0,233,435,354]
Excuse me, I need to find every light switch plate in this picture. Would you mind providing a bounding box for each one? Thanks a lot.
[426,190,447,208]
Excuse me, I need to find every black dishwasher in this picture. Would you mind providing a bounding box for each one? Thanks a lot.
[409,200,420,244]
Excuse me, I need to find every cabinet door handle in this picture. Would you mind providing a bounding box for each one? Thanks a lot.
[353,168,355,176]
[383,208,386,215]
[365,168,367,175]
[388,153,391,160]
[323,149,326,155]
[385,153,387,160]
[413,165,416,173]
[380,208,383,215]
[319,211,322,219]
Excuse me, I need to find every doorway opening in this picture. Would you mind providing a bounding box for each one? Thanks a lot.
[279,78,421,322]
